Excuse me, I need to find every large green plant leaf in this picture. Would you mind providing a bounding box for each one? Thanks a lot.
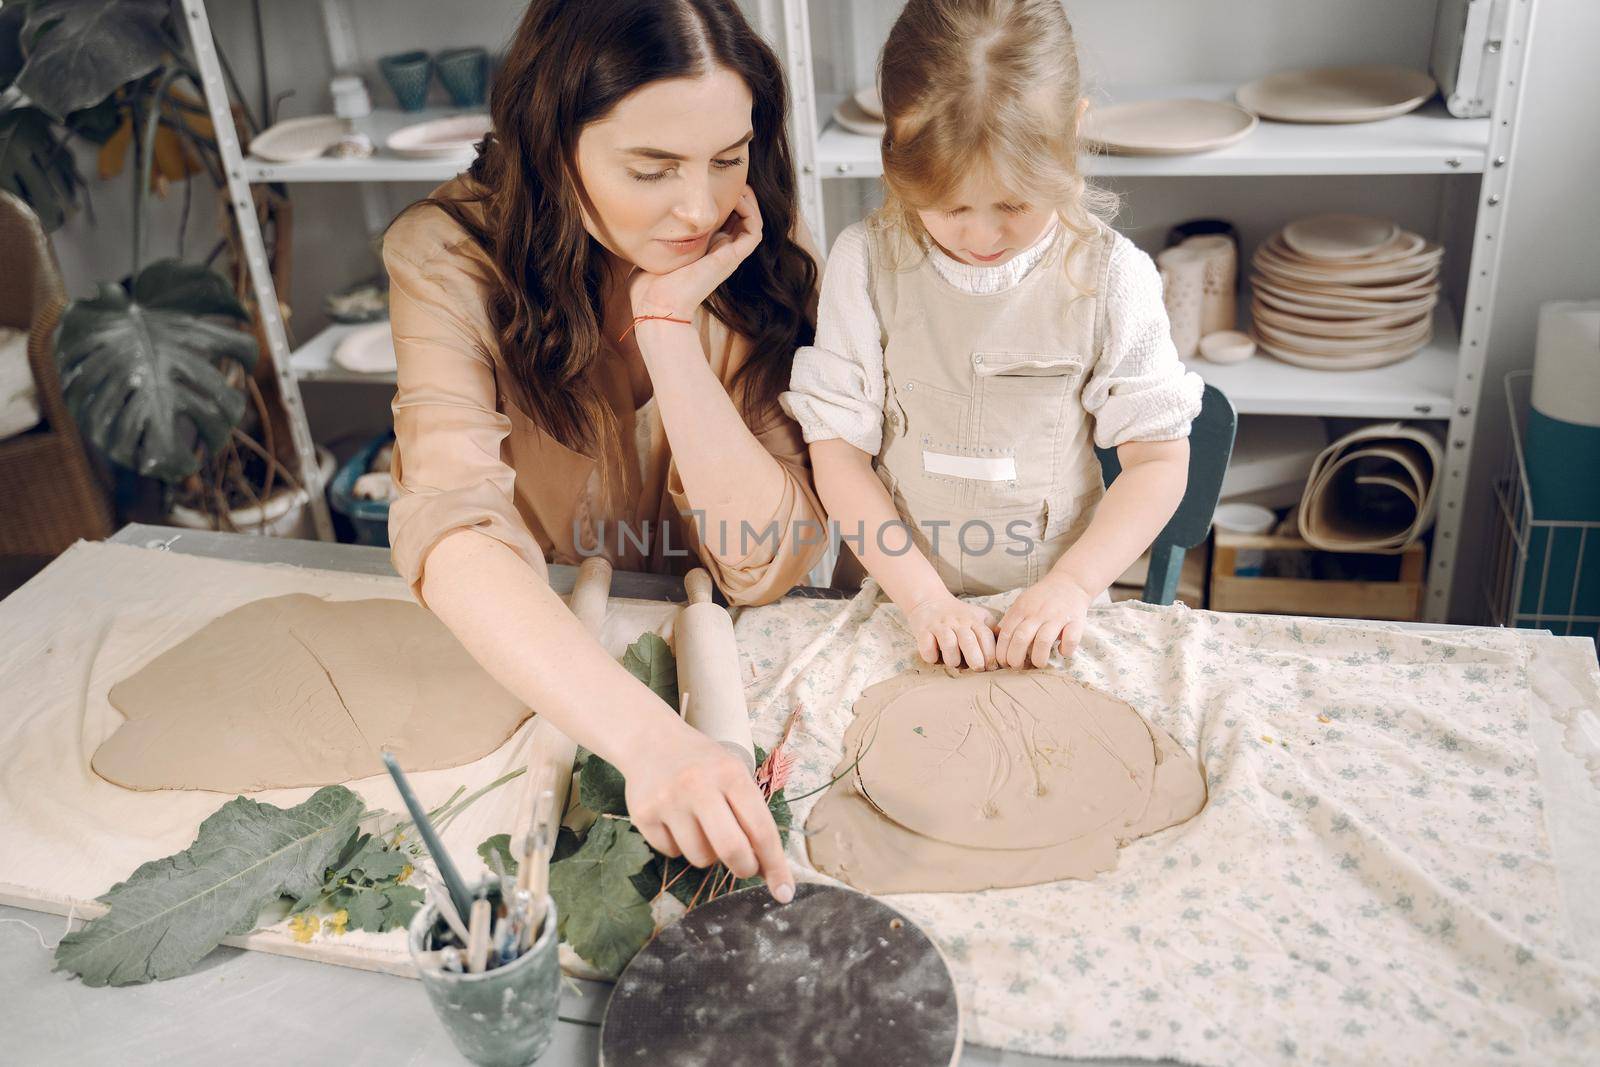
[621,632,678,710]
[16,0,170,120]
[0,100,78,231]
[55,786,363,987]
[55,258,257,481]
[548,817,654,975]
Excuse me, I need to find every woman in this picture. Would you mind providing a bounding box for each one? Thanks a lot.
[382,0,824,902]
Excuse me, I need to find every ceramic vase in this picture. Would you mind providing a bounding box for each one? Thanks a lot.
[436,47,489,108]
[1183,234,1238,335]
[1156,245,1206,359]
[379,51,433,112]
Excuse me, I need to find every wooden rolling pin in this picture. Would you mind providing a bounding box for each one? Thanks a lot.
[676,568,755,772]
[517,557,612,850]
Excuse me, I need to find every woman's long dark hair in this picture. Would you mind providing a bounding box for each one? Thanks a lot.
[394,0,816,466]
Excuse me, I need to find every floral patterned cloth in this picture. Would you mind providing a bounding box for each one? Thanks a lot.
[735,585,1600,1064]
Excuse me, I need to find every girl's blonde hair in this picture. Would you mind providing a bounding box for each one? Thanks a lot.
[872,0,1115,288]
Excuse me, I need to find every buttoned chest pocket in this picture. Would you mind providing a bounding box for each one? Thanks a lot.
[970,352,1087,502]
[878,371,973,510]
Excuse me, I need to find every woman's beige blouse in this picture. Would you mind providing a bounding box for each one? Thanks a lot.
[381,176,828,607]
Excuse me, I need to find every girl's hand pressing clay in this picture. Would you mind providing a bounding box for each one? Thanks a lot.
[997,572,1093,669]
[905,593,999,671]
[620,715,795,903]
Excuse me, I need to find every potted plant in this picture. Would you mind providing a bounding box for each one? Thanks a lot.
[0,0,324,533]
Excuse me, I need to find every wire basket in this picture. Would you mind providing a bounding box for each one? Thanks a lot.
[1484,371,1600,641]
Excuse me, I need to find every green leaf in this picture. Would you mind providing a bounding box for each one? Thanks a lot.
[548,818,654,975]
[380,885,425,930]
[54,786,363,986]
[0,103,79,232]
[55,259,258,482]
[578,754,628,816]
[621,633,678,710]
[342,885,388,932]
[553,826,581,864]
[477,833,518,878]
[16,0,170,121]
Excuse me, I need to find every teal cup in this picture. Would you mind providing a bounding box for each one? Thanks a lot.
[407,885,560,1066]
[379,50,433,112]
[436,47,490,108]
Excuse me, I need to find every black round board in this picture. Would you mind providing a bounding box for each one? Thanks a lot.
[599,882,961,1067]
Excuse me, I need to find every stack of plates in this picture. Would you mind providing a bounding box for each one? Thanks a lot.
[1248,214,1441,371]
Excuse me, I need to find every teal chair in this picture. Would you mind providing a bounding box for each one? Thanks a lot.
[1096,383,1237,605]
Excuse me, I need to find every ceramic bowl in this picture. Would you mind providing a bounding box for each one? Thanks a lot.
[1198,330,1257,365]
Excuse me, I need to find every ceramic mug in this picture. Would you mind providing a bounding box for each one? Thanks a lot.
[1183,234,1238,336]
[1156,245,1206,360]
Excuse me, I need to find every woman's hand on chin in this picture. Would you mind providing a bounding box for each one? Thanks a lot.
[628,185,763,322]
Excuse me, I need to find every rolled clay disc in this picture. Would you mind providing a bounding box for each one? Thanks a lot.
[855,670,1154,850]
[94,594,528,792]
[806,667,1206,895]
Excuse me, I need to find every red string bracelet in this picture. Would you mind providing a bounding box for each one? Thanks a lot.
[617,314,692,342]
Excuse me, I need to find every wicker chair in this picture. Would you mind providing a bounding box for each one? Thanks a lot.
[0,191,113,557]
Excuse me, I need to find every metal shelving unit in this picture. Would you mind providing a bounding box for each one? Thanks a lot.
[777,0,1537,623]
[181,0,1538,622]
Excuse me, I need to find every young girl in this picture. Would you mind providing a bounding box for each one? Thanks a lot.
[781,0,1202,672]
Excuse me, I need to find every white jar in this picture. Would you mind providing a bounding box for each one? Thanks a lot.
[330,75,372,120]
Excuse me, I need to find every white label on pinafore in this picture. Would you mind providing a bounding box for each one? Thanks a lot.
[922,450,1017,481]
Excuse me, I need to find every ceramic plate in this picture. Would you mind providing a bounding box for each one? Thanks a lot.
[249,115,347,163]
[1254,332,1430,371]
[332,322,397,375]
[1236,65,1437,124]
[1266,233,1439,272]
[1281,214,1398,260]
[1253,315,1432,356]
[1082,98,1257,156]
[386,113,491,159]
[854,86,883,120]
[1251,276,1439,314]
[1254,245,1441,287]
[1252,300,1430,335]
[833,96,886,138]
[1253,289,1435,326]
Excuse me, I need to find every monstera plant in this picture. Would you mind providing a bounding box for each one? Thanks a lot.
[2,0,307,523]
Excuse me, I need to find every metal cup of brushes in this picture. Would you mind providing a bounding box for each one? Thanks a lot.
[408,878,560,1067]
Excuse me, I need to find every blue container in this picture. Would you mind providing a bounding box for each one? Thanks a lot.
[329,434,394,547]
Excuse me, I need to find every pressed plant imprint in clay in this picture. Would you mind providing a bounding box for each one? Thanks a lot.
[806,666,1205,894]
[94,594,527,793]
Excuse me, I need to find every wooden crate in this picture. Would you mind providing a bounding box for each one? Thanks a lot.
[1210,530,1426,621]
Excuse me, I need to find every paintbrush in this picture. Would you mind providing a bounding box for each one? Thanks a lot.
[514,765,552,893]
[517,784,557,951]
[466,898,492,973]
[382,750,473,923]
[424,875,471,944]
